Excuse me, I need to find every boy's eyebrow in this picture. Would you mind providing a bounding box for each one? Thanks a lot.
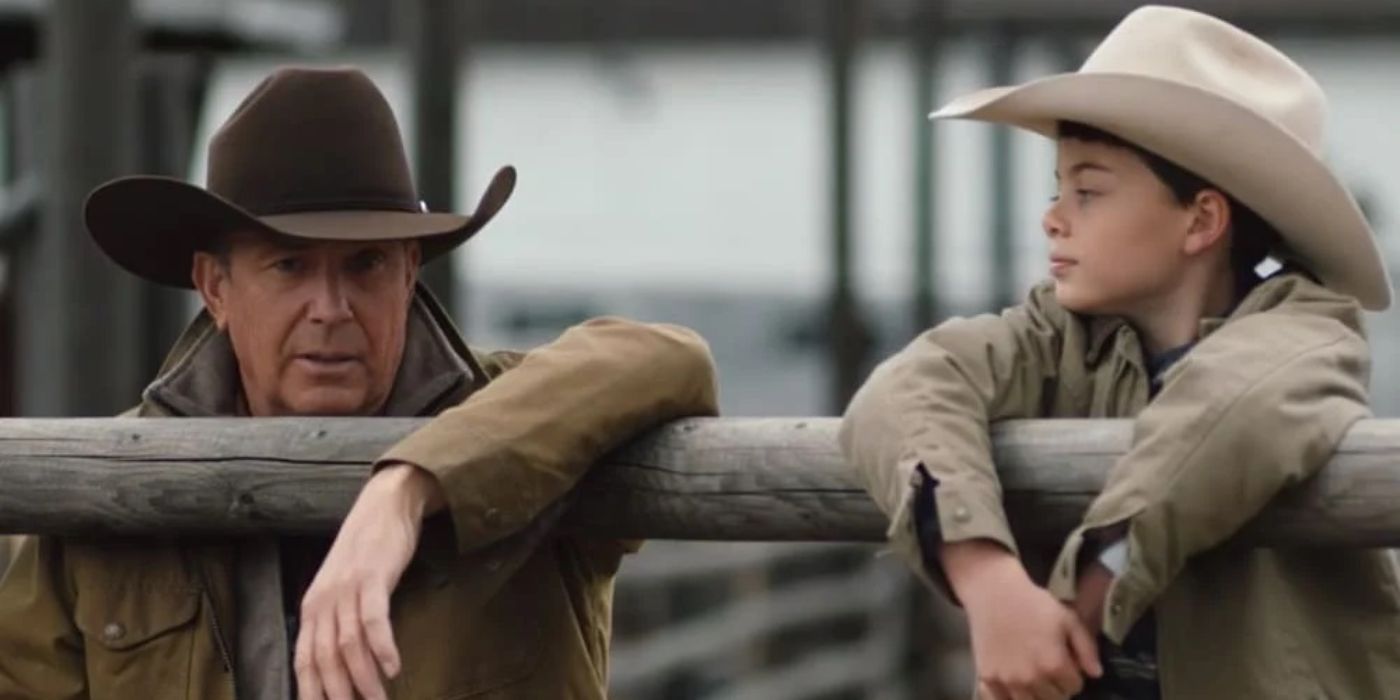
[1053,161,1115,180]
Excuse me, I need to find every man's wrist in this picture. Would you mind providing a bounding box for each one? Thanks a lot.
[372,461,446,517]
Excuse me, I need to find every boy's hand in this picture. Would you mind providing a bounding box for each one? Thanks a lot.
[942,540,1103,700]
[1072,561,1115,635]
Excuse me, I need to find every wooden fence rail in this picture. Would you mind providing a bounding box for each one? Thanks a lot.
[0,417,1397,545]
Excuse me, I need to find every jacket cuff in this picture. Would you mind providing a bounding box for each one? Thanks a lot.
[1050,519,1152,644]
[899,462,1018,604]
[376,426,521,554]
[1100,568,1154,643]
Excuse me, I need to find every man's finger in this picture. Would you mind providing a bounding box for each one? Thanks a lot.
[360,584,402,678]
[313,610,357,700]
[337,596,388,700]
[294,618,323,700]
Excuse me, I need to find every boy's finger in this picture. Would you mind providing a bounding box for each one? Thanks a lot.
[978,680,1009,700]
[1048,658,1085,698]
[1066,616,1103,678]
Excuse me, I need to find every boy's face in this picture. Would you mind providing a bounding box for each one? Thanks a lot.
[1043,138,1198,316]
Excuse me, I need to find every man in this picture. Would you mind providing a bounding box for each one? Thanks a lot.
[0,66,718,700]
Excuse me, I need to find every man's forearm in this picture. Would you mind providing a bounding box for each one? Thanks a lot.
[378,318,718,552]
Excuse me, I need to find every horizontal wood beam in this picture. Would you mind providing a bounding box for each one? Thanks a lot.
[0,418,1396,546]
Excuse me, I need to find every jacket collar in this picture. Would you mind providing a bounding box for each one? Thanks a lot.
[1082,269,1319,367]
[140,284,482,418]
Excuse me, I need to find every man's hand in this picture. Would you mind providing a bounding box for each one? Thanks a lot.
[294,462,445,700]
[942,540,1102,700]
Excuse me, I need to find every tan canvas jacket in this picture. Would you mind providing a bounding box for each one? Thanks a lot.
[0,287,719,699]
[841,272,1400,698]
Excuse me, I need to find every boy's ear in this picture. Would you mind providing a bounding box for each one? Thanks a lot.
[1182,189,1231,257]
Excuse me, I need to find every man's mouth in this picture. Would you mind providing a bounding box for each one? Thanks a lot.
[296,353,359,367]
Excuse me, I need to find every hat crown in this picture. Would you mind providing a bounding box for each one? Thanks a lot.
[1080,5,1327,155]
[205,66,419,216]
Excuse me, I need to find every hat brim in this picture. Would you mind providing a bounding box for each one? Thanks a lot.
[932,73,1392,311]
[84,165,517,289]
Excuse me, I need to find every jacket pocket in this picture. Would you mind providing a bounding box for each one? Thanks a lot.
[390,531,549,699]
[71,551,201,700]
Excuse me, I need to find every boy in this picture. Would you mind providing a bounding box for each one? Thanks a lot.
[841,7,1398,699]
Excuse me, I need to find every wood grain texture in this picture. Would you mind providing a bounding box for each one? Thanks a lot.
[0,417,1395,545]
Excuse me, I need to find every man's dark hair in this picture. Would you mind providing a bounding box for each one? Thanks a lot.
[1058,120,1282,283]
[198,230,234,267]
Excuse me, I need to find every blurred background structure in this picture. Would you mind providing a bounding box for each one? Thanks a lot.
[2,1,1400,697]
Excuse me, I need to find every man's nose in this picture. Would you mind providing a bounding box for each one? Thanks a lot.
[307,272,353,325]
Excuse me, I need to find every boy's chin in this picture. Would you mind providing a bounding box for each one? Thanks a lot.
[1052,281,1110,315]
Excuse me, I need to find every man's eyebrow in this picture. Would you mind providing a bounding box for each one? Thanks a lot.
[253,236,312,254]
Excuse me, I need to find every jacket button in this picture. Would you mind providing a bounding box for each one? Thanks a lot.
[951,506,971,524]
[102,622,126,642]
[484,508,502,527]
[1109,603,1124,617]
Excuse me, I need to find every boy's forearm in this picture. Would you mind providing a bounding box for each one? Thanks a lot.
[941,538,1027,608]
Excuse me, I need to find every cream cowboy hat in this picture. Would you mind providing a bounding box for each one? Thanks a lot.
[931,5,1392,311]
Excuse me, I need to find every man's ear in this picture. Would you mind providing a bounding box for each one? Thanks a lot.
[191,251,231,330]
[404,241,422,292]
[1182,189,1231,258]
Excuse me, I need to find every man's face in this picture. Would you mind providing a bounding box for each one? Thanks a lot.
[192,231,421,417]
[1042,138,1198,316]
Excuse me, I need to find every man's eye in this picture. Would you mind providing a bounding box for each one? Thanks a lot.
[350,250,388,272]
[272,257,304,273]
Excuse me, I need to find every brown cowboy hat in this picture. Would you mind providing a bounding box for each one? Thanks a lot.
[85,65,516,289]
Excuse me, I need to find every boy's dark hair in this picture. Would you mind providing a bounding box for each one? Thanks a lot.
[1058,120,1282,283]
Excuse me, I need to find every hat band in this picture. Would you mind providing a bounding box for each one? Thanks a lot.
[240,195,421,217]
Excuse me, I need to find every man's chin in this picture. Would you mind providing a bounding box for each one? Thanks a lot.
[281,390,375,417]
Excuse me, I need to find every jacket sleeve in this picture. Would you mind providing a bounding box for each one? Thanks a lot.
[0,536,87,700]
[839,282,1069,593]
[377,316,720,554]
[1049,308,1371,642]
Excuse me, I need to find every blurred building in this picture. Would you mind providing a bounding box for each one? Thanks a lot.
[1,1,1399,698]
